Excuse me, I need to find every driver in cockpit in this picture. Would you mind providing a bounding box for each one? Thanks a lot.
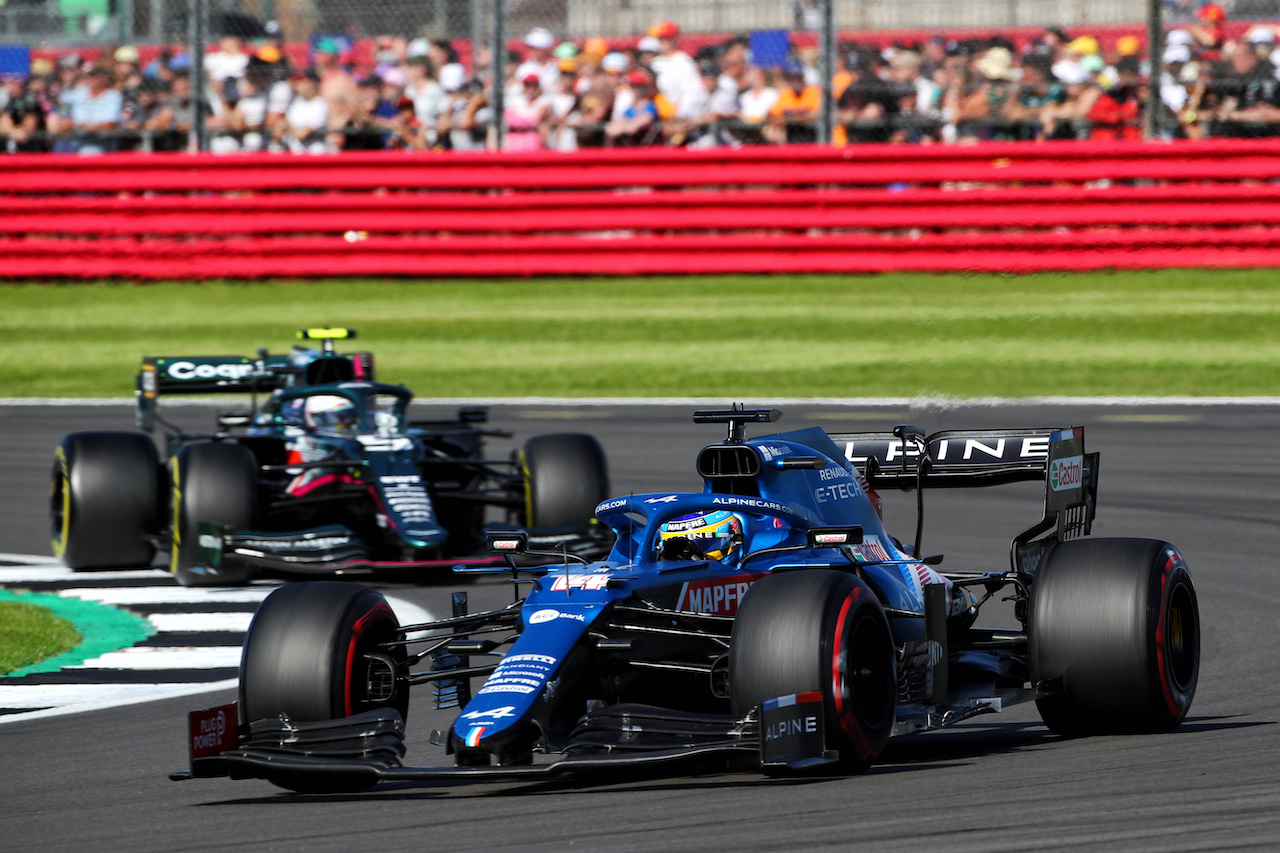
[655,510,746,565]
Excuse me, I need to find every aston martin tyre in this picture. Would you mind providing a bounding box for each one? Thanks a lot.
[170,442,257,586]
[521,433,610,529]
[1029,538,1200,736]
[239,581,408,725]
[730,570,897,772]
[51,431,160,570]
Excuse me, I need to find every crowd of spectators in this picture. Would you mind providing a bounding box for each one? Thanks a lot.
[3,3,1280,154]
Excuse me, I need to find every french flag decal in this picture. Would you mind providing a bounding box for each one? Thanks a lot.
[466,726,486,747]
[761,691,823,711]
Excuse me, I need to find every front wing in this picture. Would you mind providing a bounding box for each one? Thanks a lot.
[192,523,610,577]
[171,695,837,790]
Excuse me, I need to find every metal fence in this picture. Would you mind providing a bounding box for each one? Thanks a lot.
[6,0,1280,153]
[0,0,1180,47]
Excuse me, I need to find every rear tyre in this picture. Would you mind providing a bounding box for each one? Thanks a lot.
[521,433,609,529]
[239,581,408,793]
[1029,538,1199,736]
[170,442,257,586]
[52,431,160,570]
[730,570,896,773]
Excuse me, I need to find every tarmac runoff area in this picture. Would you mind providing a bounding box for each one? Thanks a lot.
[0,554,434,725]
[3,394,1274,726]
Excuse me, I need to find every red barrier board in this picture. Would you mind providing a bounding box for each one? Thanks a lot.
[2,140,1279,279]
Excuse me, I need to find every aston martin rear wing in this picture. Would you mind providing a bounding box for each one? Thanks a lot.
[135,330,375,433]
[138,355,293,397]
[828,427,1060,488]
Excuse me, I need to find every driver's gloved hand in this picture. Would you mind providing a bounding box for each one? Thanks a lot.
[660,537,703,561]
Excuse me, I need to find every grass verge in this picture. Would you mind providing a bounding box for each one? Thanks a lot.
[3,269,1279,398]
[0,599,81,675]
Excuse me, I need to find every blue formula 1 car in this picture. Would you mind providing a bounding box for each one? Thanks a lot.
[52,329,609,586]
[173,407,1200,792]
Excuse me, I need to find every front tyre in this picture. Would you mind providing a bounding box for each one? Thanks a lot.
[1029,538,1200,736]
[521,433,609,529]
[239,581,408,793]
[170,442,257,586]
[239,581,408,725]
[52,431,160,569]
[730,570,896,773]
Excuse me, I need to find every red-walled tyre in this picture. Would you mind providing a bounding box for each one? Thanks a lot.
[730,570,897,773]
[1029,538,1200,736]
[239,581,408,727]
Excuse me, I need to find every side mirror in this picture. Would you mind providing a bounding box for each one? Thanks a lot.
[486,530,529,554]
[806,526,864,547]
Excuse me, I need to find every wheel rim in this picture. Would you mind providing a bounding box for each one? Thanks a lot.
[342,600,404,718]
[50,454,69,556]
[1165,580,1198,694]
[847,613,894,732]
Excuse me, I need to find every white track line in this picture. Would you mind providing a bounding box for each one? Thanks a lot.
[0,554,438,725]
[58,587,275,605]
[0,566,170,583]
[147,612,254,632]
[72,646,244,670]
[0,680,239,713]
[0,554,64,567]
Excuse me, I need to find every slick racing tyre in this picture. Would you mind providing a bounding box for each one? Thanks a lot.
[730,570,896,773]
[170,442,257,587]
[521,433,610,529]
[52,431,161,570]
[240,582,408,725]
[1029,538,1200,736]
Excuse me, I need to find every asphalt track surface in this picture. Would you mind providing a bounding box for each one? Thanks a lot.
[3,401,1279,852]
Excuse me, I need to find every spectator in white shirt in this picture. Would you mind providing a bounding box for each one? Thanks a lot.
[516,28,560,93]
[648,20,703,118]
[284,70,332,153]
[738,66,780,125]
[233,59,292,151]
[205,36,250,84]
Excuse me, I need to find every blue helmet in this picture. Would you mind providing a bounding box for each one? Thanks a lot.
[655,510,744,564]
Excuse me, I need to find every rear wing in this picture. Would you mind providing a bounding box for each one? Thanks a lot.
[135,332,375,433]
[138,355,293,398]
[828,426,1097,572]
[829,427,1058,488]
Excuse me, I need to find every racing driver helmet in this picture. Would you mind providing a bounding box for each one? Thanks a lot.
[655,510,744,564]
[304,394,359,433]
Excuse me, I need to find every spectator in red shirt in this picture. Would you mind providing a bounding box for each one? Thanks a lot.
[1191,3,1226,52]
[387,96,428,149]
[1086,56,1143,140]
[606,70,660,146]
